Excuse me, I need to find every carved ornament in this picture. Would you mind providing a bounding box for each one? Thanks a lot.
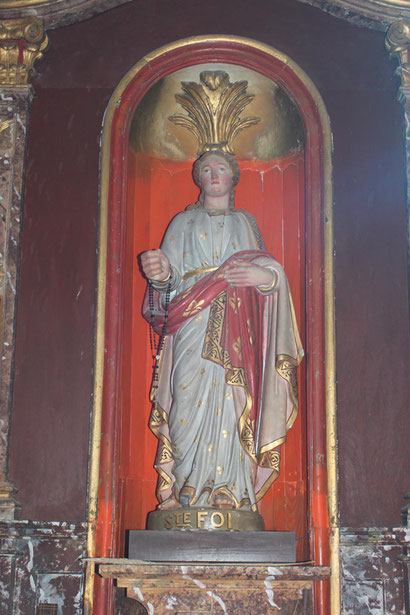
[298,0,410,31]
[0,118,12,148]
[0,0,407,32]
[169,71,260,155]
[0,17,47,85]
[386,20,410,101]
[0,0,131,31]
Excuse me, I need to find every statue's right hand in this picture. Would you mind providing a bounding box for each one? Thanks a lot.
[140,249,171,282]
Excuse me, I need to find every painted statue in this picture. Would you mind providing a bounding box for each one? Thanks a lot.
[141,149,303,516]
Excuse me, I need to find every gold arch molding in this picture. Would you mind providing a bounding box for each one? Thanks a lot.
[86,35,339,615]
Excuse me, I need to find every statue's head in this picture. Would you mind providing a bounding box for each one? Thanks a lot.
[191,150,240,210]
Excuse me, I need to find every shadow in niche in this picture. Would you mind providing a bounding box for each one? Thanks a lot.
[115,588,147,614]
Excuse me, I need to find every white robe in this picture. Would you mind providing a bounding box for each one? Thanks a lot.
[146,208,303,510]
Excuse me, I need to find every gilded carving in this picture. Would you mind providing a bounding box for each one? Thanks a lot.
[386,20,410,100]
[0,18,47,85]
[169,70,260,154]
[130,65,304,160]
[0,17,45,42]
[0,118,12,148]
[386,21,410,279]
[300,0,410,29]
[386,20,410,52]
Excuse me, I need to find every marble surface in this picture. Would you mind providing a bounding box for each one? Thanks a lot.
[340,527,410,615]
[0,520,86,614]
[97,560,330,614]
[0,86,32,518]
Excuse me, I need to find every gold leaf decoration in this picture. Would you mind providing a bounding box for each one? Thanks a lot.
[0,119,12,149]
[182,299,205,317]
[169,70,260,155]
[0,18,48,86]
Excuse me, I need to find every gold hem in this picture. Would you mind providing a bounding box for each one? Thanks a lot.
[183,265,219,280]
[255,469,280,501]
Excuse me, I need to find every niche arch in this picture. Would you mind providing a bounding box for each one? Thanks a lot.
[86,36,337,615]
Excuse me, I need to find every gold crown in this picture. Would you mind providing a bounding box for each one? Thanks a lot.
[169,70,260,155]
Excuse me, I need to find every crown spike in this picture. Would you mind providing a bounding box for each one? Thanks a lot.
[169,71,260,155]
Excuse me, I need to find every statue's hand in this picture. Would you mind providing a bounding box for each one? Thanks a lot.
[140,249,171,282]
[224,260,275,288]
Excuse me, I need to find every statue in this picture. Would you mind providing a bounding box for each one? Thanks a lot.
[140,73,304,531]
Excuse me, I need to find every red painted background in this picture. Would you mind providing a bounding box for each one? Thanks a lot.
[118,151,307,557]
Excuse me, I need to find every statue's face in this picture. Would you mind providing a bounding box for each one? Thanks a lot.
[199,154,233,198]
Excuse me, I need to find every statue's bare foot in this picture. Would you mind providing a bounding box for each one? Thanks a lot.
[157,496,181,510]
[213,493,235,509]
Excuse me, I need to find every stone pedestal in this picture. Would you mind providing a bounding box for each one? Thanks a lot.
[97,560,330,614]
[128,529,296,563]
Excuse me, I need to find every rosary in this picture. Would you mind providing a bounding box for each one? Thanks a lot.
[148,278,171,401]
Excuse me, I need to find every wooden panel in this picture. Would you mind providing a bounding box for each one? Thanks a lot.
[8,88,109,522]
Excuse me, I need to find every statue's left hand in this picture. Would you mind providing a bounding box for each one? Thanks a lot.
[224,260,275,288]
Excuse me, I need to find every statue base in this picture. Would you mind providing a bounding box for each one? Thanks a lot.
[128,529,296,562]
[147,507,264,532]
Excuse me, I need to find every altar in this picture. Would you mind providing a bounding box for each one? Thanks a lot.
[97,559,330,614]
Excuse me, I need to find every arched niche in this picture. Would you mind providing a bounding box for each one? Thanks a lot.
[86,37,337,615]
